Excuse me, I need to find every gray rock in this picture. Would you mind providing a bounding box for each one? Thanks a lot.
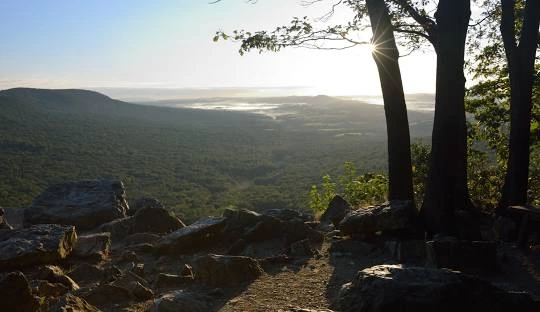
[129,196,164,216]
[24,180,129,230]
[262,208,313,222]
[132,207,185,234]
[72,233,111,261]
[337,264,536,312]
[320,195,352,226]
[156,273,194,290]
[339,200,416,235]
[289,239,315,257]
[0,271,39,312]
[36,265,79,291]
[426,239,497,273]
[154,217,227,254]
[31,279,70,298]
[384,240,426,264]
[0,224,77,270]
[2,207,24,229]
[0,207,13,230]
[51,293,101,312]
[153,290,213,312]
[98,217,133,240]
[194,254,264,287]
[329,239,375,257]
[68,263,105,285]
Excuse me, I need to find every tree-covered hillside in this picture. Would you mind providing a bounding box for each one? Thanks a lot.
[0,88,433,221]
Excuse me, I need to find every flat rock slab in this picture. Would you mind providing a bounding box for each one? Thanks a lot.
[194,254,264,287]
[24,180,129,230]
[154,217,226,254]
[339,200,416,235]
[0,224,77,270]
[154,290,214,312]
[320,195,352,226]
[52,293,101,312]
[337,264,535,312]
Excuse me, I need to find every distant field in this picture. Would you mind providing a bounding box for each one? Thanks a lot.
[0,88,433,221]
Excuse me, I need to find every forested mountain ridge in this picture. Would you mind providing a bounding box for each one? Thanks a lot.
[0,88,432,221]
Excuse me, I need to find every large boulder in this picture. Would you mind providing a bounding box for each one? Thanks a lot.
[154,217,227,255]
[339,200,416,235]
[129,196,164,216]
[132,207,185,234]
[72,233,111,261]
[24,180,129,230]
[0,271,39,312]
[194,254,264,287]
[320,195,352,226]
[0,224,77,270]
[262,208,313,222]
[337,264,536,312]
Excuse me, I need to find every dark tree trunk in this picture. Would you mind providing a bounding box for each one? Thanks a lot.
[366,0,415,202]
[498,0,540,214]
[420,0,471,237]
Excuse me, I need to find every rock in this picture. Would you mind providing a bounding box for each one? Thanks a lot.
[0,207,13,230]
[30,279,70,298]
[82,284,131,307]
[129,196,164,216]
[51,293,101,312]
[132,207,185,234]
[329,239,375,257]
[131,263,145,278]
[289,239,315,257]
[24,180,129,230]
[72,233,111,261]
[69,264,105,285]
[493,216,518,242]
[426,239,497,273]
[125,233,161,246]
[194,254,264,287]
[0,271,39,312]
[337,264,535,312]
[98,217,133,240]
[154,217,227,254]
[36,265,79,291]
[2,207,24,229]
[339,200,416,235]
[384,240,426,264]
[82,270,153,307]
[240,239,288,258]
[181,264,194,277]
[153,290,213,312]
[262,208,313,222]
[156,273,194,289]
[223,209,275,232]
[0,224,77,270]
[320,195,352,226]
[120,250,139,262]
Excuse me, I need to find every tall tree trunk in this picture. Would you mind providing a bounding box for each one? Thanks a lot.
[420,0,471,237]
[366,0,415,203]
[498,0,540,213]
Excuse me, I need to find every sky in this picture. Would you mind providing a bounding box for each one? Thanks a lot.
[0,0,437,97]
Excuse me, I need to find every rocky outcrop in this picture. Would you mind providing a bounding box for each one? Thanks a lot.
[132,207,185,234]
[154,217,227,255]
[0,224,77,270]
[320,195,352,226]
[51,293,101,312]
[36,265,79,291]
[0,271,39,312]
[129,196,164,216]
[337,264,536,312]
[339,200,416,235]
[153,290,213,312]
[24,180,129,230]
[194,254,264,287]
[72,233,111,261]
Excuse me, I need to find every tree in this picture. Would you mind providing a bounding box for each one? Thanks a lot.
[419,0,473,237]
[498,0,540,212]
[366,0,414,202]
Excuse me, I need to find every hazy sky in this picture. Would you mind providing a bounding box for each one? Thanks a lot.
[0,0,437,96]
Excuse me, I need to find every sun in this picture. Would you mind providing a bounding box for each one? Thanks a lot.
[369,42,379,54]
